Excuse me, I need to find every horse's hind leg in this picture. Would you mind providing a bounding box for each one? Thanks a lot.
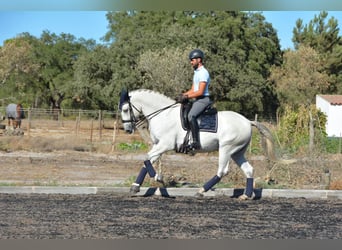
[7,118,14,128]
[196,146,232,196]
[232,150,254,199]
[16,119,21,128]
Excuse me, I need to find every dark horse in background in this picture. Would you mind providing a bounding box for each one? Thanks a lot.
[6,103,25,129]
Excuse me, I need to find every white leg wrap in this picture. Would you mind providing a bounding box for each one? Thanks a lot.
[241,162,254,178]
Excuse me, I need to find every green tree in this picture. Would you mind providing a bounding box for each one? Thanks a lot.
[292,11,342,94]
[326,44,342,93]
[103,11,282,118]
[32,31,93,110]
[71,45,115,110]
[137,47,191,97]
[292,11,340,53]
[0,35,40,105]
[0,31,95,109]
[269,45,330,108]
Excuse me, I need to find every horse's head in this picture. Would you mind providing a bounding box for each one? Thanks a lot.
[119,88,176,134]
[119,89,139,134]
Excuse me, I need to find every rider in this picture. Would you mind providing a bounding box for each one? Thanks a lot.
[179,49,211,150]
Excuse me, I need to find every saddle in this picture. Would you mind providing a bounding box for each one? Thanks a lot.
[178,101,218,154]
[180,102,218,133]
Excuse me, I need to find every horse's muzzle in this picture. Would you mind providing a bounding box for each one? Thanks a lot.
[123,123,134,134]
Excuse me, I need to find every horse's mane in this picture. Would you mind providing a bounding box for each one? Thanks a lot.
[130,89,175,102]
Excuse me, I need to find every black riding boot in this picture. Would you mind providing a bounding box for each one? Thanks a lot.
[189,117,200,150]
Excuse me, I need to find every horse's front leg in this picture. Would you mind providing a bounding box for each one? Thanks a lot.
[130,143,169,194]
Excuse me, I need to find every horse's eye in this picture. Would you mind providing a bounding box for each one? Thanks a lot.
[122,105,129,112]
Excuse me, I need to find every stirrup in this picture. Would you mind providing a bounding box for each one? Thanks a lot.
[188,142,201,150]
[178,144,188,154]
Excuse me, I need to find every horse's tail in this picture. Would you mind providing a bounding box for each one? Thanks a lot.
[250,121,276,161]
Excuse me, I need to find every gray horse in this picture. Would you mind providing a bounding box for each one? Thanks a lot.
[6,103,24,128]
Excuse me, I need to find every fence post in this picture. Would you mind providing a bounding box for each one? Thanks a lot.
[57,109,63,127]
[75,110,81,136]
[75,117,78,136]
[111,117,117,152]
[27,108,31,137]
[98,110,102,139]
[90,119,94,143]
[78,110,81,135]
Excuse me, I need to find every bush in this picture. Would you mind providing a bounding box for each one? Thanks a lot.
[322,137,342,154]
[275,104,327,155]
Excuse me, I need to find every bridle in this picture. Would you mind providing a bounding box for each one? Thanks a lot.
[120,98,178,131]
[120,100,141,130]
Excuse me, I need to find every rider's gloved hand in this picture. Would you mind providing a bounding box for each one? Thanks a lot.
[176,94,188,103]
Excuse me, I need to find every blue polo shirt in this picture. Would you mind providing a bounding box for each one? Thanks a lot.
[193,65,210,97]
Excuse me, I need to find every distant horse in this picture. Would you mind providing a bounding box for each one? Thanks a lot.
[6,103,24,129]
[119,89,275,199]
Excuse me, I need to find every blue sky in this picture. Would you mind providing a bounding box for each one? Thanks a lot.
[0,11,342,49]
[262,11,342,49]
[0,11,108,45]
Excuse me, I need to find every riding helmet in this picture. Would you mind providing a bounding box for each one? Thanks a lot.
[189,49,204,60]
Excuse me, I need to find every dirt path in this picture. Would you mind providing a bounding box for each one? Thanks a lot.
[0,148,341,190]
[0,151,142,186]
[0,193,340,239]
[0,150,221,186]
[1,127,342,239]
[1,123,342,189]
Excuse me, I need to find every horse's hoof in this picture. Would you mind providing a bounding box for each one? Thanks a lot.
[195,187,205,198]
[238,194,252,200]
[195,192,204,198]
[130,185,140,194]
[155,174,164,183]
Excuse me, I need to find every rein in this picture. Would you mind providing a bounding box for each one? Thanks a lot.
[124,101,178,129]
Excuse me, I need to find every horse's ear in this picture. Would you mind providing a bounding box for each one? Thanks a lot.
[119,88,129,111]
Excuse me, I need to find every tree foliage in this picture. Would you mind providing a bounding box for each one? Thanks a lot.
[275,104,327,155]
[292,11,340,53]
[269,45,331,108]
[33,31,93,109]
[137,47,191,95]
[2,10,342,124]
[0,36,40,104]
[71,45,115,110]
[292,11,342,94]
[0,31,95,109]
[99,11,282,118]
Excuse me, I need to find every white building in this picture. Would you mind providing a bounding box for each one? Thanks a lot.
[316,95,342,137]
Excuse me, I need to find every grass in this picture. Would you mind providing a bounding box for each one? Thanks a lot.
[0,182,18,187]
[117,140,148,151]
